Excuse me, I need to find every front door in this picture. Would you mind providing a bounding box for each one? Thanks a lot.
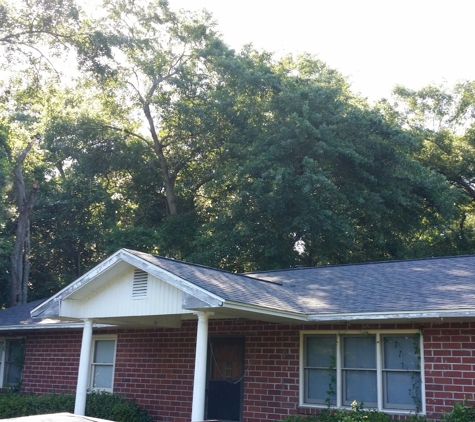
[206,338,244,422]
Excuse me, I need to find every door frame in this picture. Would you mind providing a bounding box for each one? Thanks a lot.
[205,337,245,422]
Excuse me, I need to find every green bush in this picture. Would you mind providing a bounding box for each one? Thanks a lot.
[36,392,75,414]
[85,390,153,422]
[0,392,38,418]
[0,391,153,422]
[276,401,428,422]
[278,413,428,422]
[440,401,475,422]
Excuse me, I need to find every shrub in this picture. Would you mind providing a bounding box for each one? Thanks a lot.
[276,401,428,422]
[0,392,38,418]
[0,391,153,422]
[35,392,75,414]
[85,390,153,422]
[440,401,475,422]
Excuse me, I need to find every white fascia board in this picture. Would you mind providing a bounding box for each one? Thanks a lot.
[308,308,475,322]
[121,251,224,307]
[0,322,113,331]
[223,300,308,321]
[0,323,82,331]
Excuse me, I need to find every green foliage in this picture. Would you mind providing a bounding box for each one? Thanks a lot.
[0,392,74,419]
[440,401,475,422]
[33,392,75,414]
[383,82,475,256]
[277,410,424,422]
[192,55,459,270]
[0,123,12,306]
[0,0,474,303]
[0,391,153,422]
[85,390,153,422]
[276,402,428,422]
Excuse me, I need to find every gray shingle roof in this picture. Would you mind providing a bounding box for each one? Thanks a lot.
[0,299,47,328]
[128,250,475,316]
[125,250,305,314]
[245,255,475,314]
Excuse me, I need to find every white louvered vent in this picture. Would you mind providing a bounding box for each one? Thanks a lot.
[132,269,148,299]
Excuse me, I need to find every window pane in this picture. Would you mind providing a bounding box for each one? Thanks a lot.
[343,336,376,369]
[6,362,22,385]
[306,336,336,368]
[5,340,24,386]
[8,340,22,360]
[385,371,421,408]
[92,365,113,389]
[343,370,377,406]
[306,368,336,404]
[384,336,420,370]
[94,340,115,363]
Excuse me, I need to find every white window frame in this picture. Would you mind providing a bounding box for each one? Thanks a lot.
[0,338,24,388]
[300,330,425,415]
[0,339,4,388]
[88,335,117,392]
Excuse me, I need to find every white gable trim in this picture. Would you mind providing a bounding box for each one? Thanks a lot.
[31,249,224,319]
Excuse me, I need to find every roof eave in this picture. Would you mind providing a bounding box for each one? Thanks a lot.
[308,308,475,322]
[222,300,307,321]
[0,322,114,331]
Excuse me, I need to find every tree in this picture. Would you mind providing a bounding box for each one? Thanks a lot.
[70,0,244,216]
[0,76,44,306]
[9,137,39,306]
[0,124,12,307]
[0,0,85,306]
[384,83,475,254]
[0,0,470,305]
[0,0,82,68]
[189,56,459,270]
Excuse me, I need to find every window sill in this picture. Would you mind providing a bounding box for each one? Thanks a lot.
[297,404,424,416]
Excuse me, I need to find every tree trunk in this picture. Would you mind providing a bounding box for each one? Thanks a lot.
[9,140,39,307]
[143,102,178,215]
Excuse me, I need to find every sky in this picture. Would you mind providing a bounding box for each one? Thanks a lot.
[168,0,475,102]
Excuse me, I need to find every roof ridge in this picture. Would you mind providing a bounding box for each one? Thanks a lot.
[123,249,284,286]
[244,253,475,275]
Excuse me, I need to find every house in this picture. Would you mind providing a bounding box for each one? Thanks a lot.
[2,248,475,422]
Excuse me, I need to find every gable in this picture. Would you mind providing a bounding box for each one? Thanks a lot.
[31,250,226,326]
[60,266,190,319]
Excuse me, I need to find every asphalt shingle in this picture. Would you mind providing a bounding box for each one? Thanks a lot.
[126,249,305,313]
[246,255,475,314]
[127,250,475,316]
[0,299,46,328]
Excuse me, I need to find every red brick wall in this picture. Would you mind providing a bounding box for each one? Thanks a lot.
[423,322,475,418]
[21,330,82,393]
[11,320,475,421]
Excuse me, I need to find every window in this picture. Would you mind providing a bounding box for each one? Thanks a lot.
[302,331,423,413]
[89,336,117,392]
[0,339,24,388]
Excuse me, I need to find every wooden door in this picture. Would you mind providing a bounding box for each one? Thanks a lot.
[206,338,244,422]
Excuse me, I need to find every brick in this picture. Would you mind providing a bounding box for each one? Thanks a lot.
[16,320,475,422]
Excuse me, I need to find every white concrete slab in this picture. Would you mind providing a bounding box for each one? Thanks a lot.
[2,413,115,422]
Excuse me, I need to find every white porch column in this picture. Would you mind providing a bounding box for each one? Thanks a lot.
[74,318,93,416]
[191,312,212,422]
